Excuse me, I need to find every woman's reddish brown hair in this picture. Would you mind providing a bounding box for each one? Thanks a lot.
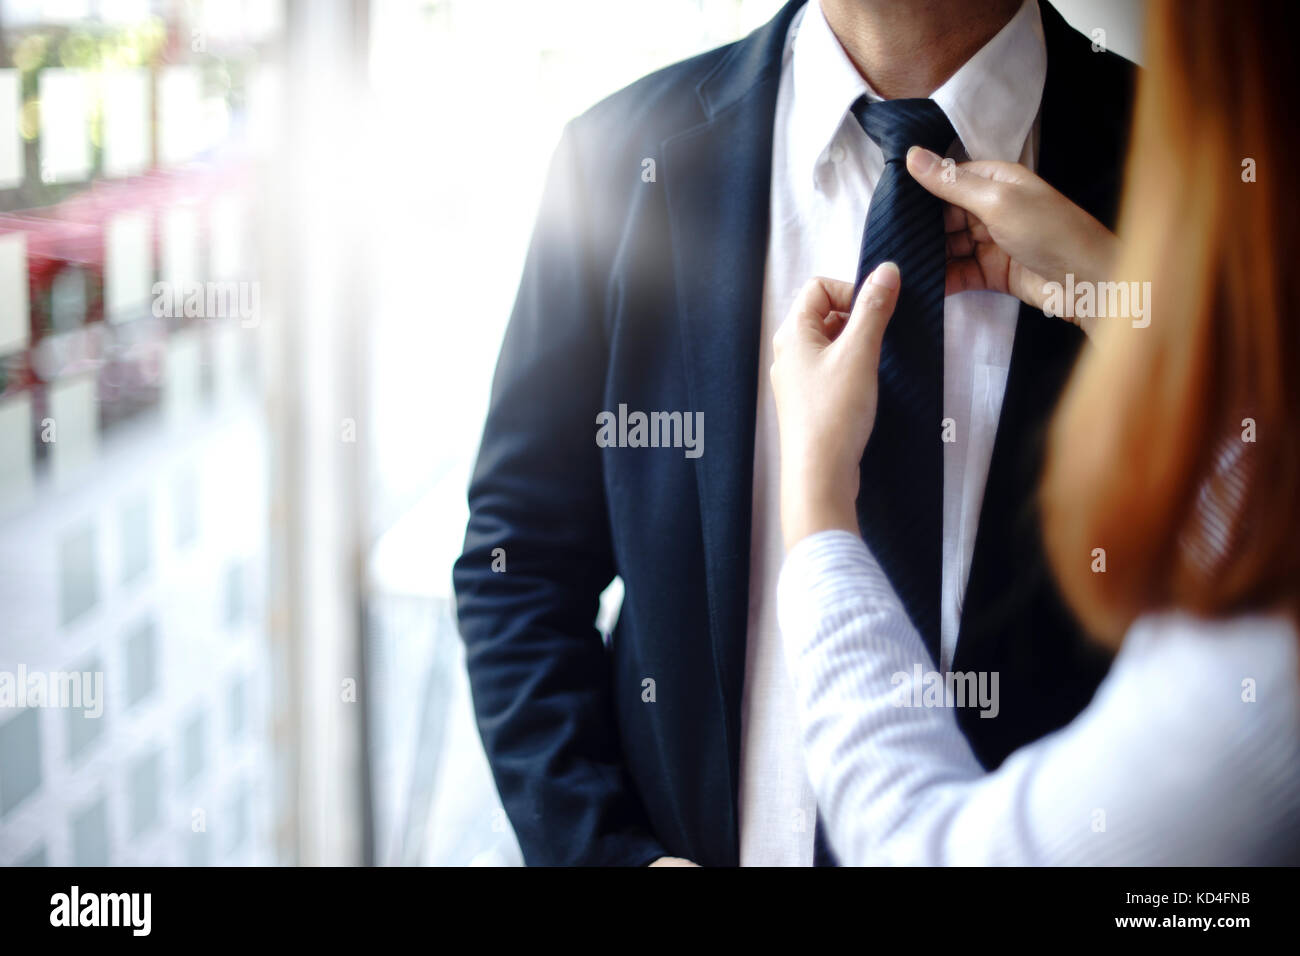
[1041,0,1300,641]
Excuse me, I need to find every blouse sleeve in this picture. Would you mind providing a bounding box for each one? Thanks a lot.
[777,530,1300,865]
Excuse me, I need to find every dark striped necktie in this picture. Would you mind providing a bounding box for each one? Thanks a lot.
[851,96,956,662]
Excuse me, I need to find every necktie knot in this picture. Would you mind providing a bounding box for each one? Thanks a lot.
[851,97,955,164]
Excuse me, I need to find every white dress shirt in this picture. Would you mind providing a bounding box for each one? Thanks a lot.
[740,0,1048,865]
[777,530,1300,865]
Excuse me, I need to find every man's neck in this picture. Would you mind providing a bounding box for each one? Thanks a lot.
[821,0,1024,99]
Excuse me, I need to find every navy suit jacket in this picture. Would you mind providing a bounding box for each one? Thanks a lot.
[453,0,1135,866]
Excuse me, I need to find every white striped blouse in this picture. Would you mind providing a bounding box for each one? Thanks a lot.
[777,530,1300,865]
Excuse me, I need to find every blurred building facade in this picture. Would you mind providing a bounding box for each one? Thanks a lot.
[0,0,284,865]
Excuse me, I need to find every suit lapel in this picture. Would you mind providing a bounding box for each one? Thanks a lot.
[955,0,1132,663]
[661,0,803,834]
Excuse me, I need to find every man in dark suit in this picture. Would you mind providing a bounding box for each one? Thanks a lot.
[453,0,1134,866]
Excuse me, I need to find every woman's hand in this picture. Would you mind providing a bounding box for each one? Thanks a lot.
[771,264,900,552]
[905,147,1118,336]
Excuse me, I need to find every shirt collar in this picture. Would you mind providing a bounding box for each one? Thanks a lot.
[788,0,1046,186]
[932,0,1046,164]
[787,0,871,188]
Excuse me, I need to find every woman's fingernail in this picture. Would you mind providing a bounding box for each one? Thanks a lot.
[907,146,941,173]
[868,261,900,290]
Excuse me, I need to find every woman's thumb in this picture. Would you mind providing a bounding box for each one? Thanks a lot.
[845,262,899,356]
[906,148,1008,221]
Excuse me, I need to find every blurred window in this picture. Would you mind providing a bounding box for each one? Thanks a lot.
[0,0,285,867]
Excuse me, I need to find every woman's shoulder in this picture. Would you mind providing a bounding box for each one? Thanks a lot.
[1064,611,1300,864]
[1125,608,1298,662]
[1113,608,1300,730]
